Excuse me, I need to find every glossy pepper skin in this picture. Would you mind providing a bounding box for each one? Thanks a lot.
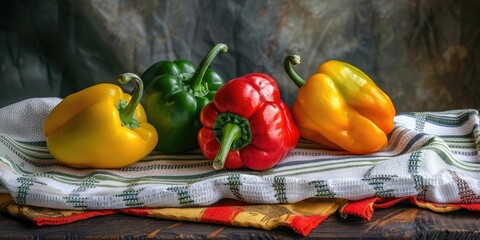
[43,73,158,168]
[141,44,227,154]
[284,55,396,155]
[198,73,300,171]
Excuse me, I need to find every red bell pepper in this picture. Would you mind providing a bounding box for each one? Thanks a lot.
[198,73,300,170]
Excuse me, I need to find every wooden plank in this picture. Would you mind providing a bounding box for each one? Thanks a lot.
[1,203,479,239]
[309,204,480,239]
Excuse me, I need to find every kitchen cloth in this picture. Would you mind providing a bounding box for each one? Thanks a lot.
[0,193,343,236]
[339,195,480,221]
[0,98,479,210]
[2,193,479,237]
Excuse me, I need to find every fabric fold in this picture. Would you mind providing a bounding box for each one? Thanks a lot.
[0,193,343,236]
[3,193,480,236]
[0,99,479,210]
[0,98,480,236]
[339,196,480,221]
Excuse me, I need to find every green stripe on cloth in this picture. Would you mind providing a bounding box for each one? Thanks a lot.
[227,173,245,202]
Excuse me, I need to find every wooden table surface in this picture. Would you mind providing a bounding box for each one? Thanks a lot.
[1,202,479,239]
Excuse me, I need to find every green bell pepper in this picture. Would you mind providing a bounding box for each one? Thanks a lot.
[141,43,228,154]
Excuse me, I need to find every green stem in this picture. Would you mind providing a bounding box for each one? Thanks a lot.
[117,73,143,128]
[190,43,228,91]
[213,123,242,170]
[283,55,306,88]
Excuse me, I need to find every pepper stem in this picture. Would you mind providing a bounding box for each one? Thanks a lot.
[213,123,242,170]
[283,55,306,88]
[190,43,228,92]
[117,73,144,129]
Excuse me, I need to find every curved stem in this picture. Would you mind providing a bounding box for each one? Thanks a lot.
[117,73,143,128]
[213,123,242,170]
[283,55,306,88]
[190,43,228,91]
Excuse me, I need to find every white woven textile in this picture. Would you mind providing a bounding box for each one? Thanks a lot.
[0,98,479,210]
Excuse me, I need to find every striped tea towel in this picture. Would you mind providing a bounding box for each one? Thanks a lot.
[0,98,479,210]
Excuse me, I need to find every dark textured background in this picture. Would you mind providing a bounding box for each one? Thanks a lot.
[1,0,479,112]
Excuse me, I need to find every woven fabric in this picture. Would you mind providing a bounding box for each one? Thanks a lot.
[2,192,480,236]
[0,193,342,236]
[339,196,480,221]
[0,98,479,210]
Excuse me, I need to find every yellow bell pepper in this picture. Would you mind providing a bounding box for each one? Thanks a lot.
[284,55,396,154]
[43,73,158,168]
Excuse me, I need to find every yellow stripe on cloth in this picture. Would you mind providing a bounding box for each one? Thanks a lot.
[119,198,345,236]
[232,198,344,230]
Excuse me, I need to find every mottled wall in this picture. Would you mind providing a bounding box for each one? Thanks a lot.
[1,0,479,112]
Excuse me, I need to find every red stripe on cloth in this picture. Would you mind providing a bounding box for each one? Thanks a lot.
[373,197,410,209]
[341,197,419,221]
[289,215,330,237]
[341,196,480,222]
[201,206,244,225]
[449,203,480,211]
[408,197,480,212]
[33,210,117,226]
[340,197,379,221]
[117,208,151,217]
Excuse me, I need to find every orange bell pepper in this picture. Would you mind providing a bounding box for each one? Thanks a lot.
[283,55,396,154]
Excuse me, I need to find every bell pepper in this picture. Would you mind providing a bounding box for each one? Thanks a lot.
[43,73,158,168]
[283,55,396,154]
[140,43,228,154]
[198,73,300,170]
